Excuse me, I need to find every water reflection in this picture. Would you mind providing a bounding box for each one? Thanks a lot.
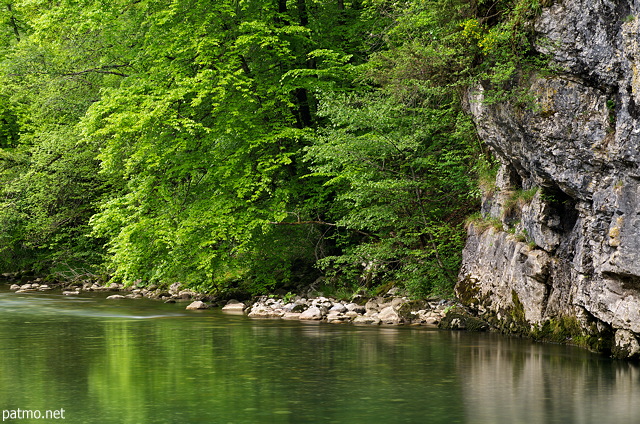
[0,290,638,423]
[455,333,640,424]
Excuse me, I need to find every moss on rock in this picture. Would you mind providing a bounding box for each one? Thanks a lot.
[530,316,613,353]
[439,307,489,332]
[397,300,428,321]
[456,276,481,304]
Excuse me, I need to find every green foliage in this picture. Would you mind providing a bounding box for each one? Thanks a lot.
[0,0,550,297]
[82,0,381,290]
[460,0,551,103]
[303,0,548,297]
[306,88,478,297]
[0,0,126,277]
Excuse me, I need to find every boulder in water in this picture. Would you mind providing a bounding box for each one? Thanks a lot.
[186,300,209,310]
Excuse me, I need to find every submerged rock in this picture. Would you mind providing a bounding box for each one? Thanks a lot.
[106,295,126,300]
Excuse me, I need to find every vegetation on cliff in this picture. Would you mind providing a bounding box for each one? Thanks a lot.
[0,0,543,297]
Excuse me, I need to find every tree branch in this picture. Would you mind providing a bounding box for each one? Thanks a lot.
[268,219,374,238]
[269,220,336,226]
[62,64,130,78]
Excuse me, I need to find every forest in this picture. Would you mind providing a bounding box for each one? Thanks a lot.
[0,0,543,298]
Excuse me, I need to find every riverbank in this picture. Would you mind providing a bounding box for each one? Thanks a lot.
[3,277,486,330]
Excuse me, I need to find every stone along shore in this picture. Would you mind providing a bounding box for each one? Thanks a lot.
[6,279,472,329]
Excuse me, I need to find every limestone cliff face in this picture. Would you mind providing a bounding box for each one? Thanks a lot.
[457,0,640,358]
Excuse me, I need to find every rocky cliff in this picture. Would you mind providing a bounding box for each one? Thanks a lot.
[457,0,640,358]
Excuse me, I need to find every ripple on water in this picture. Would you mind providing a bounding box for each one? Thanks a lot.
[0,290,191,320]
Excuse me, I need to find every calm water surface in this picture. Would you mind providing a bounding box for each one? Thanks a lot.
[0,288,638,423]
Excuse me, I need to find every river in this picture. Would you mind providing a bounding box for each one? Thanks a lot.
[0,288,637,423]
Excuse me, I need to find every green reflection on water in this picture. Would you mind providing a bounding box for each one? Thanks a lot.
[0,291,638,424]
[0,292,464,423]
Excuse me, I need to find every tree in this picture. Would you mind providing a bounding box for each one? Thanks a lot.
[305,89,478,296]
[85,0,379,291]
[0,0,138,276]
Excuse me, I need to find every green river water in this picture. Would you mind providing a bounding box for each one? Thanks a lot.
[0,288,638,424]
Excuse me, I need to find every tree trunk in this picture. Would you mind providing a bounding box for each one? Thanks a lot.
[7,3,20,42]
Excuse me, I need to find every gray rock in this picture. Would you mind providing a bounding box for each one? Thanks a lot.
[282,312,302,320]
[185,300,209,310]
[386,286,401,296]
[613,330,640,359]
[221,300,246,312]
[292,303,307,312]
[178,290,196,300]
[345,303,366,314]
[106,295,126,300]
[377,306,403,325]
[390,298,406,309]
[353,315,381,325]
[344,311,359,319]
[247,304,283,318]
[282,303,296,312]
[299,306,325,320]
[312,297,333,309]
[423,317,440,326]
[329,303,348,313]
[364,297,384,314]
[326,312,346,323]
[350,294,368,305]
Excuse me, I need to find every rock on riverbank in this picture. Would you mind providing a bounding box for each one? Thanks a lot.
[5,277,474,329]
[8,279,206,302]
[236,295,454,327]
